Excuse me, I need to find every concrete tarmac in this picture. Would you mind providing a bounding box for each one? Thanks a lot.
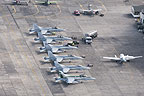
[0,0,144,96]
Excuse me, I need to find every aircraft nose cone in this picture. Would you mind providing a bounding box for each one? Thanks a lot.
[76,57,82,59]
[62,29,65,31]
[67,38,72,40]
[86,67,91,69]
[91,77,96,80]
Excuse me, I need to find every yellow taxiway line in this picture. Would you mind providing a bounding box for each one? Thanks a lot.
[96,0,107,14]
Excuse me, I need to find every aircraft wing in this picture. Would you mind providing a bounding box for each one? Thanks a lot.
[51,47,59,53]
[46,38,53,43]
[41,30,48,34]
[125,56,143,60]
[66,77,75,84]
[93,9,102,12]
[56,57,63,62]
[82,10,91,12]
[42,41,46,46]
[103,57,121,61]
[62,68,70,73]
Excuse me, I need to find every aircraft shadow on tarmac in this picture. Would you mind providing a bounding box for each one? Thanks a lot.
[39,60,50,65]
[46,71,54,75]
[132,23,137,28]
[51,80,78,87]
[34,3,56,6]
[102,60,123,67]
[50,81,69,87]
[123,13,134,18]
[59,61,78,64]
[30,41,42,46]
[35,50,45,55]
[3,3,28,6]
[24,32,36,36]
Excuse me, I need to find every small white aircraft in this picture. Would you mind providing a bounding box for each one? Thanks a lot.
[79,4,102,16]
[103,54,142,64]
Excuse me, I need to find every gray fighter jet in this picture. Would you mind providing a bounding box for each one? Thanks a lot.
[35,0,57,6]
[34,31,72,44]
[44,51,83,62]
[54,71,95,84]
[50,61,90,73]
[39,43,78,53]
[12,0,28,5]
[29,24,64,35]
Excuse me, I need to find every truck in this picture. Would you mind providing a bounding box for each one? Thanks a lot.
[82,31,98,44]
[73,10,80,16]
[82,36,92,44]
[85,30,98,39]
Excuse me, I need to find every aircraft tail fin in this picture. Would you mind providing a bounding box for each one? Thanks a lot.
[33,24,41,32]
[37,32,47,42]
[48,51,56,59]
[45,43,53,51]
[43,56,50,61]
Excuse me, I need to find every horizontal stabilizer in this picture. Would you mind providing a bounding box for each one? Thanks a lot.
[39,47,46,52]
[43,57,50,61]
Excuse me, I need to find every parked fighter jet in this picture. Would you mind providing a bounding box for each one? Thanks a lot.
[34,31,72,44]
[39,43,77,53]
[50,61,90,73]
[29,24,64,35]
[35,0,57,6]
[11,0,28,5]
[103,54,143,64]
[76,4,102,16]
[54,71,95,84]
[44,51,83,62]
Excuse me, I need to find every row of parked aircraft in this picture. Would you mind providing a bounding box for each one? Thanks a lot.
[29,24,143,84]
[29,24,96,84]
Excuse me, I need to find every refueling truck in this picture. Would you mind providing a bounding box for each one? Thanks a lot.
[82,31,98,44]
[82,36,92,44]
